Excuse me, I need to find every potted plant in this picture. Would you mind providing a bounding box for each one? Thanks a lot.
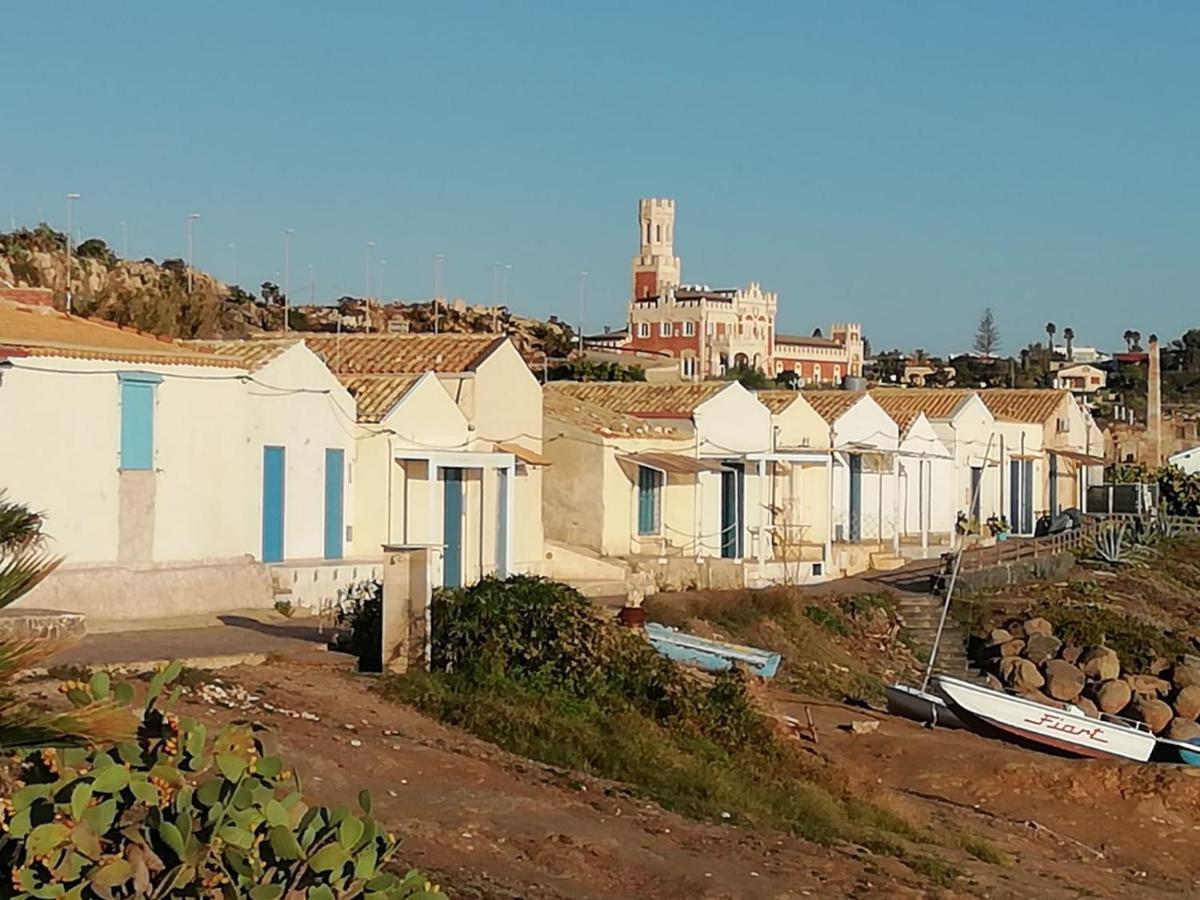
[987,515,1011,540]
[617,564,654,628]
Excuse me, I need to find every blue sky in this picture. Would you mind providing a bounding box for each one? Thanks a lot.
[3,2,1197,352]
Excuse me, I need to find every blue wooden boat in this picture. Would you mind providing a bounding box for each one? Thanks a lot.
[1157,736,1200,767]
[644,622,781,678]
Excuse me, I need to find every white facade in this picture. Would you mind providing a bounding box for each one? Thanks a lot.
[896,413,955,543]
[826,395,901,546]
[1170,446,1200,475]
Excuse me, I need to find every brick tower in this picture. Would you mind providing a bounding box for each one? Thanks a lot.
[631,198,681,299]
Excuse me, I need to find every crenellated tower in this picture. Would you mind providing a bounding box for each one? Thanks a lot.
[631,198,681,299]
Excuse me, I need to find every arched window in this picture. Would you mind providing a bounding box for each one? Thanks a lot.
[812,364,822,382]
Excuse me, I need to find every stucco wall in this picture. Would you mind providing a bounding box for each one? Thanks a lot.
[541,421,606,552]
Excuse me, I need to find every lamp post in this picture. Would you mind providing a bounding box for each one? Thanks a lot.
[492,262,504,332]
[228,242,237,285]
[578,270,588,354]
[365,241,375,332]
[65,193,80,313]
[379,260,388,301]
[433,253,445,334]
[283,228,294,332]
[185,213,200,294]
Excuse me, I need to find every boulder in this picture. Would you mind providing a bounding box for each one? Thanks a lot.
[1172,664,1200,691]
[1024,633,1062,665]
[1149,657,1172,676]
[1005,621,1027,640]
[1059,644,1083,666]
[1080,647,1120,682]
[984,673,1004,691]
[1024,617,1054,637]
[1042,659,1085,702]
[1093,679,1132,715]
[1126,673,1172,699]
[1130,697,1174,735]
[1166,717,1200,742]
[987,628,1013,647]
[1074,697,1100,719]
[998,639,1026,658]
[1174,685,1200,720]
[1000,657,1045,693]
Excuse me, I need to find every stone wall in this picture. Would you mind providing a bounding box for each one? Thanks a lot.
[954,551,1076,593]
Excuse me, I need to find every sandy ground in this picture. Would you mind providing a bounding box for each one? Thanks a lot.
[41,656,1191,900]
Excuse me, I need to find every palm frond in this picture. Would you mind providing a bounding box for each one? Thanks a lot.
[0,699,135,751]
[0,491,47,550]
[0,548,61,611]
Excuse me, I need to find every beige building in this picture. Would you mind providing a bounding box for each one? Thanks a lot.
[1053,363,1107,400]
[298,333,547,586]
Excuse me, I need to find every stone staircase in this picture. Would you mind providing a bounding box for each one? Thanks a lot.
[895,592,984,683]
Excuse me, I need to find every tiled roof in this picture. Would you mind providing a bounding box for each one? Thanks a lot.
[545,381,727,417]
[756,390,805,415]
[337,374,422,423]
[800,390,866,424]
[544,390,689,441]
[0,302,240,368]
[978,389,1070,425]
[188,338,301,372]
[297,333,503,375]
[870,388,974,422]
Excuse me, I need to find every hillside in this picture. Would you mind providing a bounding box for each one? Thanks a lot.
[0,224,578,358]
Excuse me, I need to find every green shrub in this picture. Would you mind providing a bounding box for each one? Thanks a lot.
[0,663,442,899]
[334,580,383,672]
[805,605,850,636]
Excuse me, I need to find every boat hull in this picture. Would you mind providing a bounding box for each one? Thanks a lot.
[644,623,781,678]
[885,683,964,729]
[935,675,1156,762]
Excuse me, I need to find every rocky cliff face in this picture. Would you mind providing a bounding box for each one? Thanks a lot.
[0,226,579,358]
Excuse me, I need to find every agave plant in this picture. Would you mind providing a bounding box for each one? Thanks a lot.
[0,491,135,750]
[1093,521,1129,565]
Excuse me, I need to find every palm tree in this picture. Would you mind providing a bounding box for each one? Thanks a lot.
[1063,327,1075,361]
[1123,329,1135,352]
[1131,330,1143,352]
[1045,322,1057,355]
[0,491,132,750]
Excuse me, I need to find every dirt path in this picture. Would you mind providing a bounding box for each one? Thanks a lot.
[160,660,1200,899]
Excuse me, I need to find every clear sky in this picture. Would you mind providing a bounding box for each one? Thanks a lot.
[3,2,1197,353]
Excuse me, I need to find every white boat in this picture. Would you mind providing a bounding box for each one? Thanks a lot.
[935,674,1157,762]
[884,683,964,729]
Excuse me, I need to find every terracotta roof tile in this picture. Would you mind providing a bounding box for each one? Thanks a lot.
[188,338,301,371]
[756,390,806,415]
[977,389,1070,424]
[337,374,422,423]
[544,390,689,440]
[799,390,865,424]
[0,302,239,368]
[870,388,974,422]
[545,381,727,416]
[296,333,503,375]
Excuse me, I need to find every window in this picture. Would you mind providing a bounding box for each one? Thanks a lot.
[684,321,695,336]
[659,321,672,337]
[637,466,664,535]
[812,364,822,382]
[637,322,650,338]
[833,365,841,381]
[118,372,162,470]
[681,356,698,378]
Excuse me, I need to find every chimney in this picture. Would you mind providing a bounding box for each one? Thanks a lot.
[1147,334,1162,465]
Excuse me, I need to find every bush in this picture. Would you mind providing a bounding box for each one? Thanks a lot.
[334,580,383,672]
[0,663,442,899]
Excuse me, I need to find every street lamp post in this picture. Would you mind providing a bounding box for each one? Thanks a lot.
[578,270,588,354]
[433,254,445,334]
[379,260,388,302]
[283,229,294,332]
[185,213,200,294]
[65,193,80,313]
[492,262,503,332]
[365,241,376,332]
[228,243,237,285]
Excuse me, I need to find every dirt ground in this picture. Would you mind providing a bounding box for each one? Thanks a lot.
[47,656,1195,900]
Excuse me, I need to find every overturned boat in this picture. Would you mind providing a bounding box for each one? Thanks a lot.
[884,682,964,729]
[644,623,781,678]
[935,674,1157,762]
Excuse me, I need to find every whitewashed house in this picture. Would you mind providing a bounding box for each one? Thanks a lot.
[1,302,356,619]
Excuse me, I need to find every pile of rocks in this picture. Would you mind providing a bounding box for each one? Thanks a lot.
[981,616,1200,742]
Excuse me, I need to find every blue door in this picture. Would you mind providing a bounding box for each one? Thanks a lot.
[848,454,863,543]
[323,448,345,561]
[442,468,464,587]
[262,447,285,563]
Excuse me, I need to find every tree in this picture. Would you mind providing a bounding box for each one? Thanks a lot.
[1131,330,1143,352]
[973,308,1001,358]
[260,281,284,306]
[723,362,772,390]
[774,370,800,390]
[1063,326,1074,361]
[1123,329,1135,351]
[1045,321,1056,355]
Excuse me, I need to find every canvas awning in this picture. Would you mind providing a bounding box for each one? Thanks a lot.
[495,441,552,467]
[1048,448,1106,466]
[1008,452,1041,461]
[617,451,725,476]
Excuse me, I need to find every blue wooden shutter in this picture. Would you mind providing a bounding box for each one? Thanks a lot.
[118,373,161,470]
[262,447,286,563]
[637,466,660,536]
[323,449,345,560]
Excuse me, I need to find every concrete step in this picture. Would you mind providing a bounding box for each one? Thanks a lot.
[868,552,908,572]
[569,578,629,599]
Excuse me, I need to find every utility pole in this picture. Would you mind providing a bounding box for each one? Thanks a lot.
[283,228,294,332]
[433,253,445,334]
[65,193,80,313]
[365,241,375,332]
[578,270,588,355]
[186,213,200,294]
[492,262,502,332]
[308,264,315,304]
